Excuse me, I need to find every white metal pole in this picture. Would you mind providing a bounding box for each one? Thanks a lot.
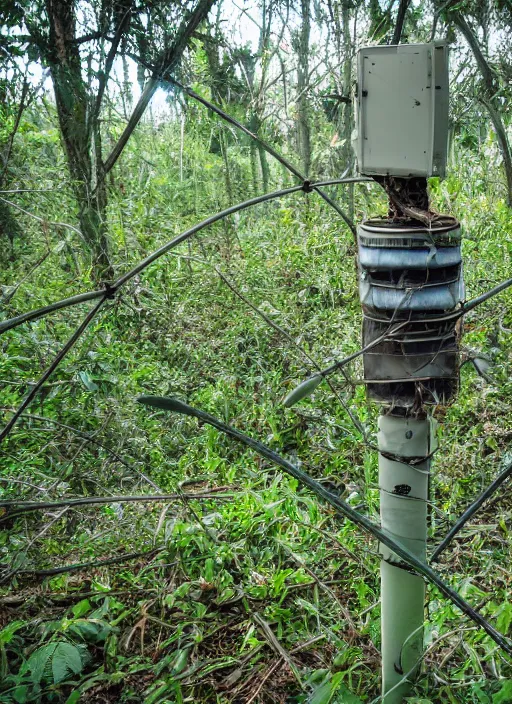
[378,413,434,702]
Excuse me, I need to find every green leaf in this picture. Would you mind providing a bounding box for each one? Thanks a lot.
[72,599,91,618]
[26,642,57,684]
[336,684,363,703]
[25,641,84,685]
[496,602,512,635]
[308,675,362,704]
[144,682,171,704]
[0,619,25,645]
[204,557,215,582]
[51,642,83,683]
[12,551,28,570]
[470,684,491,703]
[283,375,323,408]
[493,681,512,703]
[309,680,333,704]
[68,618,111,643]
[12,685,31,703]
[65,691,81,704]
[171,648,190,675]
[78,371,98,392]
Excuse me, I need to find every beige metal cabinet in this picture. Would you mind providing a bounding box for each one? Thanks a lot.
[353,42,449,178]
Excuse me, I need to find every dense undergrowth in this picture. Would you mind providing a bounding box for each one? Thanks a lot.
[1,103,512,704]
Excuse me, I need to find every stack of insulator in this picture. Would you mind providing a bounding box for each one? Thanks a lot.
[358,216,464,407]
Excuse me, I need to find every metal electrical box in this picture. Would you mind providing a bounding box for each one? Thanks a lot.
[353,42,449,178]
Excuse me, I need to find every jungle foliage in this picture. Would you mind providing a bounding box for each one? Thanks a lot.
[1,0,512,702]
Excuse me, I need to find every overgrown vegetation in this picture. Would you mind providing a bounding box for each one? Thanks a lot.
[1,1,512,702]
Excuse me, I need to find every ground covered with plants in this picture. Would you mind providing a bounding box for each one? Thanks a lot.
[2,1,512,702]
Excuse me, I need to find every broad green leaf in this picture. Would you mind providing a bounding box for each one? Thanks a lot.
[12,685,30,703]
[68,618,111,643]
[204,557,215,582]
[72,599,91,618]
[144,682,171,704]
[171,648,189,675]
[51,642,83,683]
[26,642,57,684]
[470,684,491,703]
[78,371,98,392]
[308,675,363,704]
[308,680,333,704]
[493,681,512,703]
[0,619,25,645]
[496,602,512,635]
[12,551,28,570]
[336,684,363,703]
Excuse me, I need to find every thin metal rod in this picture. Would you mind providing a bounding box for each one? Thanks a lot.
[1,409,161,491]
[168,78,303,179]
[431,457,512,562]
[0,297,106,443]
[0,490,235,517]
[0,195,84,240]
[167,77,357,236]
[322,320,410,376]
[313,177,374,186]
[0,289,105,334]
[461,277,512,316]
[0,179,362,336]
[0,178,364,444]
[17,549,162,578]
[113,184,303,288]
[137,395,512,656]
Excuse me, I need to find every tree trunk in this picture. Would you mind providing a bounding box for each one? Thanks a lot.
[250,141,259,194]
[122,54,133,115]
[136,31,148,94]
[105,0,217,177]
[0,77,27,260]
[258,143,270,192]
[328,0,354,216]
[45,0,111,276]
[453,13,512,207]
[391,0,411,44]
[295,0,312,176]
[480,97,512,207]
[342,1,354,220]
[202,23,236,205]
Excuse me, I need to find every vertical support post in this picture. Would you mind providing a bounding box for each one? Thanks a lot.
[378,413,434,701]
[353,41,455,702]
